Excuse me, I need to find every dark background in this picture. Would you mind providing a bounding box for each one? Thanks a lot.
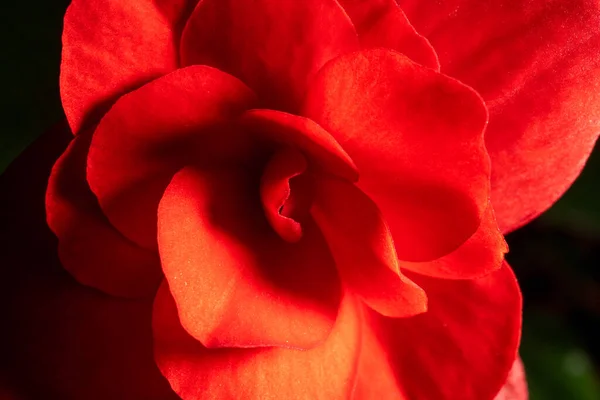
[1,1,599,399]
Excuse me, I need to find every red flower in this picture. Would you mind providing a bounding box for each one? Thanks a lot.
[1,0,598,398]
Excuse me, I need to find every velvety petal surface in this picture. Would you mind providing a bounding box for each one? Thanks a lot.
[400,0,600,232]
[180,0,360,112]
[353,263,522,400]
[239,109,358,181]
[311,177,427,318]
[400,203,508,279]
[60,0,194,133]
[157,166,341,349]
[304,49,490,262]
[494,358,528,400]
[0,128,178,399]
[87,65,258,250]
[338,0,439,69]
[46,127,162,298]
[153,285,361,400]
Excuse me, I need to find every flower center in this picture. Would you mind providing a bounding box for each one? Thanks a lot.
[260,147,314,243]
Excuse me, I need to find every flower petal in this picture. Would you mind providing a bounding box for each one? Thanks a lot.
[87,65,258,250]
[494,357,528,400]
[157,166,341,349]
[239,109,358,181]
[46,126,162,298]
[304,49,490,262]
[153,284,361,400]
[180,0,359,112]
[311,177,427,318]
[353,263,522,400]
[401,0,600,232]
[338,0,439,69]
[60,0,193,133]
[399,202,508,279]
[0,128,178,399]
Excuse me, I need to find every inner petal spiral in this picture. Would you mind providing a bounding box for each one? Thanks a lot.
[260,148,314,243]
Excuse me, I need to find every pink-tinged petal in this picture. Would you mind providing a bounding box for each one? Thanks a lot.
[60,0,195,134]
[311,177,427,318]
[240,109,358,181]
[46,126,162,298]
[338,0,439,69]
[400,0,600,232]
[153,285,361,400]
[157,166,341,349]
[400,203,508,279]
[0,128,178,399]
[180,0,360,112]
[353,263,522,400]
[304,49,490,262]
[87,65,258,250]
[494,357,528,400]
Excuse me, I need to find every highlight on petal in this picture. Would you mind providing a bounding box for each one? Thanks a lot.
[60,0,193,133]
[153,285,361,400]
[401,0,600,232]
[180,0,360,112]
[157,166,341,349]
[46,130,162,298]
[494,357,528,400]
[0,127,178,399]
[353,263,522,400]
[338,0,439,69]
[87,65,258,250]
[311,177,427,318]
[304,49,490,262]
[240,109,358,181]
[400,203,508,279]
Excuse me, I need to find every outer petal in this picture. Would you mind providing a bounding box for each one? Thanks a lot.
[46,126,162,298]
[399,203,508,279]
[353,263,522,400]
[60,0,194,133]
[157,166,341,349]
[180,0,360,112]
[400,0,600,232]
[304,49,490,262]
[153,285,361,400]
[87,65,258,250]
[494,358,528,400]
[311,177,427,318]
[0,129,178,399]
[338,0,439,69]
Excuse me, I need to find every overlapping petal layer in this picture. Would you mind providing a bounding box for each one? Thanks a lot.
[153,285,361,400]
[400,0,600,232]
[494,358,528,400]
[46,128,162,298]
[304,49,490,263]
[311,177,427,318]
[87,65,258,250]
[60,0,194,133]
[353,263,522,400]
[0,127,178,399]
[180,0,360,112]
[157,166,341,349]
[400,203,508,279]
[339,0,439,69]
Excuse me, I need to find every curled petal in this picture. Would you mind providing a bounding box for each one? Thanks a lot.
[311,177,427,318]
[401,0,600,232]
[46,129,162,298]
[153,285,361,400]
[157,166,341,349]
[87,65,258,249]
[304,49,490,262]
[180,0,360,112]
